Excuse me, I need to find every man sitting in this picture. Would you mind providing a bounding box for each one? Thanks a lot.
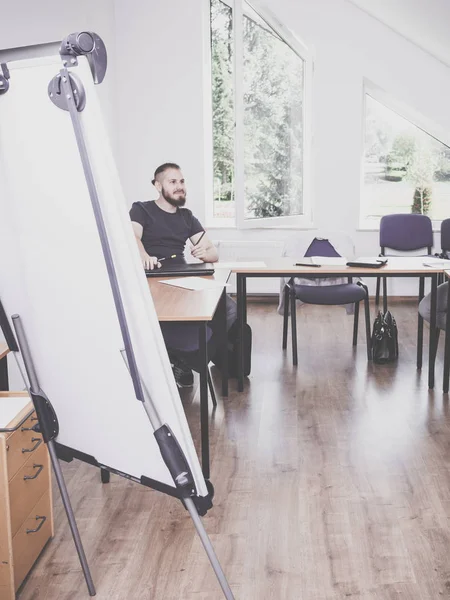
[130,162,236,386]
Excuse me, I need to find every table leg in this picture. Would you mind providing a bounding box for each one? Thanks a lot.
[417,276,425,370]
[443,281,450,393]
[237,274,245,392]
[199,322,210,479]
[243,276,247,324]
[428,274,437,389]
[382,277,388,313]
[219,290,228,397]
[0,356,8,391]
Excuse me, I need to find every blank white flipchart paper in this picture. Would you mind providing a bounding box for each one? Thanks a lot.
[0,56,207,496]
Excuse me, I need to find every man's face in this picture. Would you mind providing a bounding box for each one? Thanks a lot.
[158,169,187,207]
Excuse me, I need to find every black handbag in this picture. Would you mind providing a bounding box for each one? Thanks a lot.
[371,310,399,363]
[212,321,252,378]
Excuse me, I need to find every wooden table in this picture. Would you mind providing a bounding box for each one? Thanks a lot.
[232,257,444,391]
[0,342,9,391]
[147,269,231,480]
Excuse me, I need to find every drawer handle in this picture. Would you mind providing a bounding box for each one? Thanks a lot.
[24,464,44,480]
[22,417,40,432]
[26,515,46,534]
[22,438,42,453]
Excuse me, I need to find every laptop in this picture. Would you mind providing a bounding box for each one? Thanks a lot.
[145,262,215,278]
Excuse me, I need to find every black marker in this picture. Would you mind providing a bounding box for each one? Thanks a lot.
[295,262,321,267]
[194,231,206,246]
[159,254,177,262]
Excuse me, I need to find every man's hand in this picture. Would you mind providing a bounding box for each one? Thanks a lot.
[141,252,161,270]
[191,237,209,261]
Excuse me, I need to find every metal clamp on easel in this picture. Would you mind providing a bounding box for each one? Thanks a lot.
[60,31,107,84]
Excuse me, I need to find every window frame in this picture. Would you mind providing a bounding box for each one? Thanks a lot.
[359,80,450,231]
[206,0,313,229]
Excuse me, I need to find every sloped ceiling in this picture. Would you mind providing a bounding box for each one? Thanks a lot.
[347,0,450,68]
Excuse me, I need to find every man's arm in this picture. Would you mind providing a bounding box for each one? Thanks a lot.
[131,221,161,270]
[190,231,219,263]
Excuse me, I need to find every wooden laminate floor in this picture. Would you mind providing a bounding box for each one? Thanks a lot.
[18,299,450,600]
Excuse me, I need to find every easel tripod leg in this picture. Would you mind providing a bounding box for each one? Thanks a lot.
[184,497,235,599]
[47,441,96,596]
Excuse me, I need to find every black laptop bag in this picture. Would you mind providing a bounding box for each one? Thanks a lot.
[213,322,252,378]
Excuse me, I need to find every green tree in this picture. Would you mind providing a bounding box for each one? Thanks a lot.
[407,141,437,214]
[210,0,304,218]
[211,0,234,203]
[242,14,303,218]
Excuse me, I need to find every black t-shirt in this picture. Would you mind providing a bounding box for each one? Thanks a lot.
[129,201,204,260]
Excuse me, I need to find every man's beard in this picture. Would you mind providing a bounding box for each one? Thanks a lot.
[162,187,186,207]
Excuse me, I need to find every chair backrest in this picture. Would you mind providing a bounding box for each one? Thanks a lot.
[304,238,340,257]
[282,231,355,260]
[441,218,450,254]
[379,214,433,253]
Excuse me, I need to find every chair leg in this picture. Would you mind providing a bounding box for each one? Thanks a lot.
[100,468,110,484]
[363,289,372,361]
[290,287,298,366]
[282,284,289,350]
[352,301,359,346]
[443,285,450,393]
[375,277,380,305]
[417,276,425,370]
[432,329,441,364]
[207,368,217,408]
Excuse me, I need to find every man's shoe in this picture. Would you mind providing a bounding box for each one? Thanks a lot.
[170,355,194,388]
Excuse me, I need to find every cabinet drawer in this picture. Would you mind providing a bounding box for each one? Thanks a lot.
[9,442,50,538]
[12,490,52,592]
[6,413,42,481]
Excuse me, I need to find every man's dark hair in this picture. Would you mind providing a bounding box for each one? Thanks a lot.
[152,162,181,185]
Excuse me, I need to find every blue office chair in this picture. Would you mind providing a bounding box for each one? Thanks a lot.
[281,236,371,365]
[440,218,450,258]
[375,213,433,309]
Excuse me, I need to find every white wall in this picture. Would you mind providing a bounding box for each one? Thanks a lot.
[348,0,450,68]
[113,0,211,208]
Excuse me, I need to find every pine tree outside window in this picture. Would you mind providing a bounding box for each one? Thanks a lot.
[362,84,450,228]
[209,0,312,227]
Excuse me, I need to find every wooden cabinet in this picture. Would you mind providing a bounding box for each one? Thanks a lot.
[0,392,54,600]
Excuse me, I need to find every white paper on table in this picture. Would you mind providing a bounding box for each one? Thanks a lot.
[423,259,450,268]
[215,261,267,268]
[309,256,348,266]
[159,277,231,291]
[0,396,30,429]
[358,256,450,269]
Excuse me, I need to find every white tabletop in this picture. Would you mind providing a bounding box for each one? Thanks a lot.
[0,395,31,429]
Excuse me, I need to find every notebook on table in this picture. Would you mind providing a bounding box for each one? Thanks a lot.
[145,262,215,278]
[346,258,388,268]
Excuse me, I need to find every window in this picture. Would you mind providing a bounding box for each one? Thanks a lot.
[362,89,450,227]
[210,0,310,227]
